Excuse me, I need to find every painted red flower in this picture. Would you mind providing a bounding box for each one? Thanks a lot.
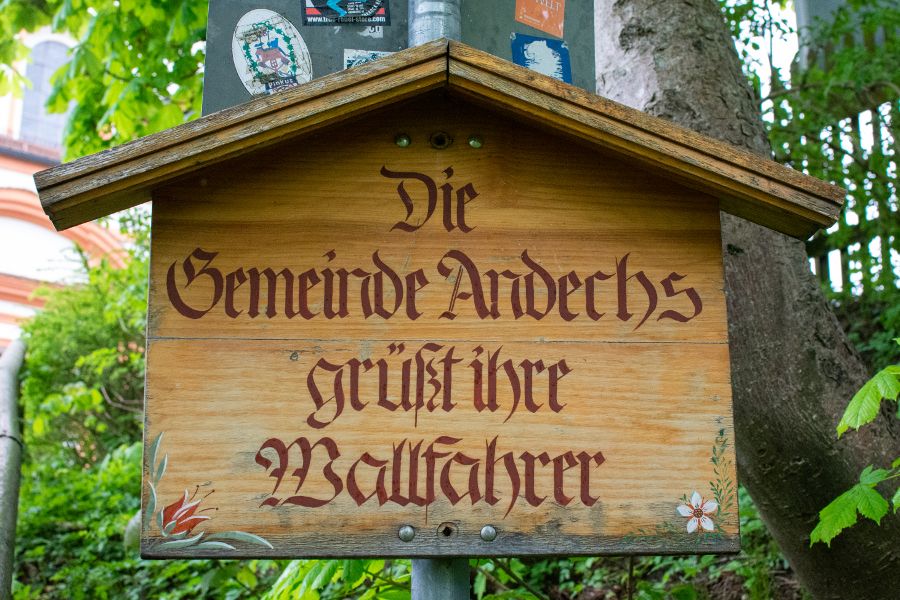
[162,489,212,535]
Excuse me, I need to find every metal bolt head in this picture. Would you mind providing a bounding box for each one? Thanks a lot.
[480,525,497,542]
[398,525,415,542]
[395,133,412,148]
[468,135,484,149]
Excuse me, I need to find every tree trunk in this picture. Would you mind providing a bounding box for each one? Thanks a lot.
[594,2,900,598]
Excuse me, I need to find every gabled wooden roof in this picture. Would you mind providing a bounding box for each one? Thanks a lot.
[34,39,844,238]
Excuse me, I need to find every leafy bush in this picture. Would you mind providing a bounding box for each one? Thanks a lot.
[19,248,147,467]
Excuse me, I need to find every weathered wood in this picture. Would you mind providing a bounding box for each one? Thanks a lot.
[34,41,842,239]
[446,43,842,238]
[35,41,450,230]
[141,99,739,558]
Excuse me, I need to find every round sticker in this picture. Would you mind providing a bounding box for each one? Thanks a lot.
[232,9,312,97]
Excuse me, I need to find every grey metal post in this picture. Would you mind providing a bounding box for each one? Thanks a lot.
[407,1,468,597]
[411,558,469,599]
[409,0,461,46]
[0,339,26,597]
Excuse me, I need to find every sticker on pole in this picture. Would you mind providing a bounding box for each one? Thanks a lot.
[515,0,566,38]
[303,1,391,26]
[343,49,394,69]
[511,33,572,84]
[232,10,312,97]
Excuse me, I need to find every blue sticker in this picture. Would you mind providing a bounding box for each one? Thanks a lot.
[510,33,572,84]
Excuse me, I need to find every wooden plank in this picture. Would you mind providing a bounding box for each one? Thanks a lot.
[36,44,449,230]
[142,338,738,558]
[36,39,449,189]
[448,41,843,207]
[141,100,738,557]
[148,99,728,344]
[446,58,840,239]
[34,40,842,240]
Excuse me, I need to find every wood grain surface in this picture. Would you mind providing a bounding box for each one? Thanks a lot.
[141,98,739,558]
[35,40,841,240]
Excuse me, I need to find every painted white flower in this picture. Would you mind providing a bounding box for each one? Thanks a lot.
[676,491,718,533]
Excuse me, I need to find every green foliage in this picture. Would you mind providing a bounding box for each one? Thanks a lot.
[770,1,900,370]
[0,0,206,160]
[13,441,284,599]
[836,356,900,436]
[812,340,900,546]
[19,244,147,467]
[4,0,896,597]
[810,466,894,547]
[263,559,410,599]
[724,1,900,371]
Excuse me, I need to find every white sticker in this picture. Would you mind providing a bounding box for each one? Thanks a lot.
[358,26,384,39]
[344,49,394,69]
[232,9,312,97]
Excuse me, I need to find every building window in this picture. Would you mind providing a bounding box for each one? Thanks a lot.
[20,41,69,149]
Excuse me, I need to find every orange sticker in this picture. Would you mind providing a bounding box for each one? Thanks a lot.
[515,0,565,38]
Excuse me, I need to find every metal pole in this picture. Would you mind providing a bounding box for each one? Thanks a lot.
[0,339,26,597]
[406,2,468,598]
[411,558,469,599]
[409,0,461,46]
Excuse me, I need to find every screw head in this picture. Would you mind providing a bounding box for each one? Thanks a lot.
[429,131,453,149]
[480,525,497,542]
[395,133,411,148]
[468,135,484,149]
[398,525,415,542]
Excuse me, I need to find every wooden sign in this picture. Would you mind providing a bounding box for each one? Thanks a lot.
[34,41,842,559]
[140,97,738,557]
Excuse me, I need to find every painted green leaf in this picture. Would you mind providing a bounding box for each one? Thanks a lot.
[143,483,156,526]
[154,453,168,485]
[158,532,204,549]
[856,486,890,524]
[205,531,274,549]
[162,519,178,536]
[837,366,900,436]
[193,541,236,551]
[147,432,163,475]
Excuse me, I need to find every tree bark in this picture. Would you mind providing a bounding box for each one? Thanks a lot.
[594,2,900,598]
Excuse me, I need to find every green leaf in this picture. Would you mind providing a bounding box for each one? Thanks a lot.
[205,530,273,549]
[341,559,366,585]
[837,366,900,436]
[892,487,900,513]
[811,479,893,546]
[310,560,340,591]
[856,486,890,524]
[858,465,890,486]
[810,486,862,546]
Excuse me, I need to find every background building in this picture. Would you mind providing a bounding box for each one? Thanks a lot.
[0,30,124,355]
